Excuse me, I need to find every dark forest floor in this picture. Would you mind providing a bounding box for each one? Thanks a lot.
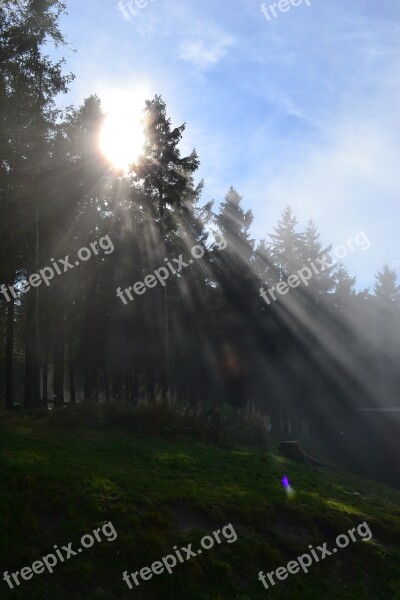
[0,411,399,599]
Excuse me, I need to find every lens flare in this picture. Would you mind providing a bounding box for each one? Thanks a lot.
[281,475,296,498]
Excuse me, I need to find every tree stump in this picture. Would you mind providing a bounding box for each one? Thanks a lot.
[278,441,327,467]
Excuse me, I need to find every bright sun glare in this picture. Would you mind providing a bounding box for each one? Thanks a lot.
[99,91,147,172]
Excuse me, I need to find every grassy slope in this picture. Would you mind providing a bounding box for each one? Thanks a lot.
[0,413,399,600]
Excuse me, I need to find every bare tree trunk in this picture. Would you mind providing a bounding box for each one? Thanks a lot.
[125,373,130,403]
[42,342,48,404]
[132,366,139,405]
[53,335,64,405]
[5,297,15,409]
[53,338,59,405]
[25,292,41,407]
[103,362,110,401]
[69,337,76,403]
[59,333,65,404]
[83,318,92,400]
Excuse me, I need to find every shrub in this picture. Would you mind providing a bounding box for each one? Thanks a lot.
[104,397,270,448]
[45,397,270,448]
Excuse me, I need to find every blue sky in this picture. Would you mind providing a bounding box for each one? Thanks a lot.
[54,0,400,289]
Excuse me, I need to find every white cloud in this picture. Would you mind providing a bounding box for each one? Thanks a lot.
[179,34,235,70]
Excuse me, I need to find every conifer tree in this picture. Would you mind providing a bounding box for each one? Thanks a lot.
[133,95,200,396]
[269,206,303,279]
[374,265,400,308]
[299,220,336,301]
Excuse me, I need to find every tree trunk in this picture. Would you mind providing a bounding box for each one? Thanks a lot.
[58,333,65,404]
[42,342,48,404]
[24,67,42,409]
[5,297,15,409]
[103,362,110,401]
[159,190,170,398]
[133,367,139,405]
[69,337,76,403]
[24,292,41,407]
[53,335,64,405]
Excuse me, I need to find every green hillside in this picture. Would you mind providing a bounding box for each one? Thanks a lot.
[1,413,399,600]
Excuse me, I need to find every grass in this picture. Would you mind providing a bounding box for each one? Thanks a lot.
[0,411,399,599]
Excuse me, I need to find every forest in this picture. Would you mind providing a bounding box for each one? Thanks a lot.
[1,4,399,429]
[1,2,400,599]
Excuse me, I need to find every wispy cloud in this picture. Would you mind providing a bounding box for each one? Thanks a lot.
[179,34,235,70]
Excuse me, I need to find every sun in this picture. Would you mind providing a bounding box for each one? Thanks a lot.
[99,94,146,172]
